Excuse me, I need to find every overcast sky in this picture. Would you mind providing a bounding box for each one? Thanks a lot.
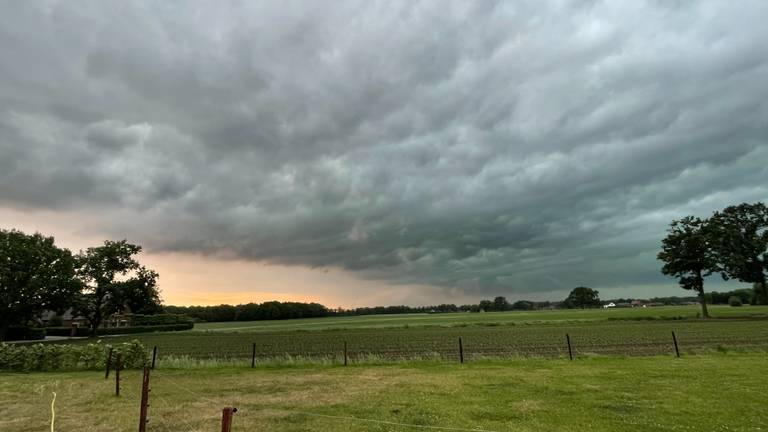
[1,1,767,306]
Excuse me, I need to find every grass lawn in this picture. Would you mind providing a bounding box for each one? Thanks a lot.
[193,305,768,332]
[1,352,766,431]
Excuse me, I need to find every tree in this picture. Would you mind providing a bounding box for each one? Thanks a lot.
[511,300,534,311]
[76,240,161,335]
[493,296,510,311]
[709,202,768,304]
[657,216,716,318]
[564,287,601,309]
[0,229,80,340]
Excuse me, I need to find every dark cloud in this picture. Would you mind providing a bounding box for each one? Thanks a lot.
[1,0,767,298]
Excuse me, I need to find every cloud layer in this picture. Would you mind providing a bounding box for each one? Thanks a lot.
[2,0,768,298]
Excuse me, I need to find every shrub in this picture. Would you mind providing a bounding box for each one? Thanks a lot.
[45,322,193,337]
[0,339,148,371]
[4,325,46,341]
[729,296,743,307]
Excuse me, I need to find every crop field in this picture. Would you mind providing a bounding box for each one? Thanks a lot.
[192,305,768,332]
[54,306,768,363]
[2,353,767,431]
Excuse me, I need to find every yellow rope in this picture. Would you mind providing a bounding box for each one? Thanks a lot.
[50,392,56,432]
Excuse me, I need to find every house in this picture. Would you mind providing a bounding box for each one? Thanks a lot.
[631,300,647,308]
[40,309,88,328]
[603,302,616,309]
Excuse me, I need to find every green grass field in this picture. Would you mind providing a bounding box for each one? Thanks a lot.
[2,353,767,431]
[192,305,768,332]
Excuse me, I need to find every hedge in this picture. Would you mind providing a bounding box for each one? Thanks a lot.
[0,339,148,371]
[4,325,46,341]
[45,322,194,337]
[130,313,193,326]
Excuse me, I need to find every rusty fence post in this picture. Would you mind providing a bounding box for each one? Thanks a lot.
[151,346,157,369]
[105,348,113,379]
[343,341,348,366]
[138,367,151,432]
[221,407,237,432]
[115,353,122,396]
[566,334,573,361]
[251,343,256,368]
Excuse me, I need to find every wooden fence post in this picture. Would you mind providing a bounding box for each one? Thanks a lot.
[151,346,157,370]
[138,367,151,432]
[115,353,122,396]
[251,343,256,368]
[105,348,113,379]
[459,337,464,364]
[566,334,573,361]
[221,407,237,432]
[671,331,680,358]
[343,341,348,366]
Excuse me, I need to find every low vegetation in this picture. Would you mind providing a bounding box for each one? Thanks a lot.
[2,353,766,431]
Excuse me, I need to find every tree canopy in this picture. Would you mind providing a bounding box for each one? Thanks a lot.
[709,202,768,304]
[563,287,601,309]
[0,229,81,340]
[75,240,162,334]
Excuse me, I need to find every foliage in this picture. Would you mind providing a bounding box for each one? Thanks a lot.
[0,339,147,371]
[709,202,768,304]
[728,296,743,307]
[130,313,193,326]
[0,229,81,340]
[4,325,46,341]
[45,323,193,337]
[563,287,601,309]
[512,300,535,311]
[75,240,162,334]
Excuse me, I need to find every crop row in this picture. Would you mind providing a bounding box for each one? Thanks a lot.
[60,319,768,361]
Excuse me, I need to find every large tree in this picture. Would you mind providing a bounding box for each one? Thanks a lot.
[0,229,80,340]
[709,202,768,304]
[76,240,161,334]
[563,286,601,309]
[657,216,716,318]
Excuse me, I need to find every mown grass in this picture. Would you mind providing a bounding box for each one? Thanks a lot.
[2,352,767,431]
[193,305,768,332]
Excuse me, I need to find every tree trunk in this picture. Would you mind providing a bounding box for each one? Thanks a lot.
[696,270,709,319]
[760,276,768,305]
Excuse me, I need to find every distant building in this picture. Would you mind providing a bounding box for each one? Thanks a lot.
[603,302,616,309]
[631,300,647,308]
[40,309,88,328]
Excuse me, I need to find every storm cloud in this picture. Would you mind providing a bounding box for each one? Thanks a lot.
[2,0,767,298]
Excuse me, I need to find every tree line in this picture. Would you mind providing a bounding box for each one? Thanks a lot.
[658,202,768,318]
[0,229,161,340]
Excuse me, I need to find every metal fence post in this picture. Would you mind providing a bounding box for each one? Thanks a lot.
[566,334,573,361]
[672,331,680,358]
[138,367,151,432]
[459,337,464,363]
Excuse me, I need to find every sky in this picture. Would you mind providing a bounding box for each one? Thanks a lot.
[1,1,767,307]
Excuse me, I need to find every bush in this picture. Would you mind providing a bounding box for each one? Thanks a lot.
[729,296,743,307]
[130,313,193,326]
[45,322,193,337]
[4,325,46,341]
[0,339,148,371]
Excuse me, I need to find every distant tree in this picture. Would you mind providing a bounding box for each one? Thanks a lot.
[657,216,716,318]
[511,300,534,311]
[709,202,768,304]
[493,296,510,311]
[478,299,493,312]
[563,287,601,309]
[76,240,161,335]
[0,229,81,340]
